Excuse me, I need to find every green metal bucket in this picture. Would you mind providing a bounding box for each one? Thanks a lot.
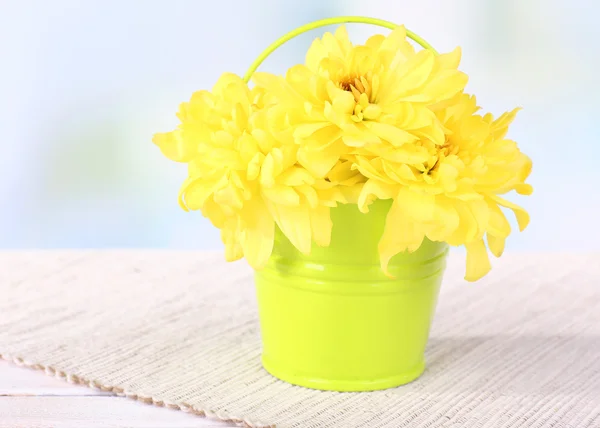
[255,201,448,391]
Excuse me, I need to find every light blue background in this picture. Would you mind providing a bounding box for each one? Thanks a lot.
[1,0,598,251]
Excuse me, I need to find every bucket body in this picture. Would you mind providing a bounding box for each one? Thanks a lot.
[254,201,448,391]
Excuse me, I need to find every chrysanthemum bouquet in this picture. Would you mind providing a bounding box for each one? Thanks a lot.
[154,21,532,282]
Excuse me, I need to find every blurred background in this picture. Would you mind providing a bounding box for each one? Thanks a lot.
[1,0,598,253]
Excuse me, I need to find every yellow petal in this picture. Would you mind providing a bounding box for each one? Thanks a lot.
[491,107,522,140]
[464,239,491,282]
[297,144,341,178]
[278,166,316,186]
[357,179,397,213]
[201,198,227,229]
[340,125,381,146]
[338,183,363,205]
[252,72,304,107]
[486,199,511,238]
[323,26,352,58]
[395,187,435,222]
[515,183,534,196]
[379,50,435,103]
[221,221,243,262]
[365,34,385,50]
[316,186,347,206]
[414,122,446,146]
[421,70,469,104]
[328,160,364,184]
[374,144,430,164]
[239,201,274,270]
[487,233,505,258]
[294,122,330,139]
[268,203,312,254]
[383,103,436,130]
[353,156,395,183]
[301,123,343,151]
[260,152,276,187]
[446,202,479,245]
[247,152,265,181]
[261,185,300,206]
[213,184,244,210]
[517,153,533,183]
[310,205,332,247]
[468,199,491,235]
[394,49,436,90]
[364,122,418,146]
[379,26,414,59]
[178,176,216,211]
[153,130,197,162]
[285,64,314,83]
[378,197,425,276]
[238,133,261,164]
[212,72,247,96]
[426,197,460,242]
[295,184,319,208]
[305,37,328,72]
[363,104,382,120]
[488,194,530,231]
[436,162,459,193]
[331,90,356,115]
[250,129,274,154]
[435,47,462,70]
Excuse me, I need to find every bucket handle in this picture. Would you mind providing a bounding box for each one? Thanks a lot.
[243,16,438,83]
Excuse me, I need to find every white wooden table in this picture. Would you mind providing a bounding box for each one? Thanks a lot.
[0,361,234,428]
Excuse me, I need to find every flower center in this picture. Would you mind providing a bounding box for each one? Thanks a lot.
[338,74,382,122]
[439,139,459,157]
[339,79,353,92]
[338,74,373,103]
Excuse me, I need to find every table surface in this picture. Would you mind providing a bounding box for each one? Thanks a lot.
[0,361,234,428]
[2,252,599,428]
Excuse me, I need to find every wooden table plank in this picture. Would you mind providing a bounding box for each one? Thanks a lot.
[0,361,109,396]
[0,362,235,427]
[0,396,233,427]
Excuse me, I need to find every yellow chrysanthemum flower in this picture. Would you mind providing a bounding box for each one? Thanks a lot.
[356,93,532,281]
[252,25,468,178]
[153,24,532,282]
[153,73,346,269]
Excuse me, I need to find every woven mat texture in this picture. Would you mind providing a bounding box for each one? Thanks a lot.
[1,251,599,427]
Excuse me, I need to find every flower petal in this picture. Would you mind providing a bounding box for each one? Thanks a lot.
[488,194,530,231]
[378,197,425,276]
[396,187,436,222]
[486,199,511,238]
[435,47,462,71]
[487,233,505,258]
[421,69,469,104]
[240,200,275,270]
[261,185,300,206]
[310,205,332,247]
[491,107,522,140]
[220,217,244,260]
[252,72,304,107]
[153,130,198,162]
[297,143,342,178]
[426,197,460,241]
[379,50,435,103]
[268,203,312,254]
[464,239,491,282]
[357,179,397,213]
[364,122,418,146]
[294,122,330,139]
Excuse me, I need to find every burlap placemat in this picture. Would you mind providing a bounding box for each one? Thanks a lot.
[1,251,599,427]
